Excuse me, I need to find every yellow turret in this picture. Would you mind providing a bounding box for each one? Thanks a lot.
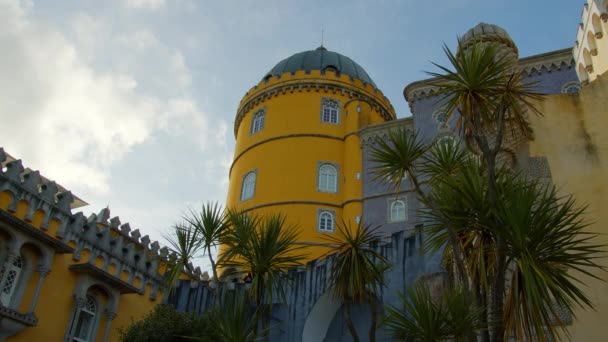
[225,47,395,260]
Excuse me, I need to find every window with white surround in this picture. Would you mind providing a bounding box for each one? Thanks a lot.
[250,109,265,134]
[321,99,340,124]
[388,197,407,223]
[561,81,582,94]
[0,254,23,306]
[69,295,98,342]
[318,163,338,193]
[318,210,335,232]
[241,171,256,201]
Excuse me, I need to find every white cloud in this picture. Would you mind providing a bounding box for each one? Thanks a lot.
[123,0,166,10]
[0,0,227,199]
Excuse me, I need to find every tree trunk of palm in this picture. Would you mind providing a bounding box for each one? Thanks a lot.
[207,245,221,307]
[343,299,359,342]
[368,294,378,342]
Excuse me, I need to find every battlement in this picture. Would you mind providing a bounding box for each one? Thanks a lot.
[573,0,608,84]
[0,148,200,301]
[233,70,396,137]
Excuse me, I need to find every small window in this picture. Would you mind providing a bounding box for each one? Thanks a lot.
[0,254,23,306]
[561,81,581,94]
[321,99,340,124]
[389,199,407,222]
[432,110,449,124]
[318,210,335,233]
[69,295,98,342]
[250,110,265,135]
[241,171,256,201]
[318,164,338,193]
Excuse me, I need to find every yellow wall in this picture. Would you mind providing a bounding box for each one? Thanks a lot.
[0,192,165,341]
[528,72,608,340]
[225,70,395,260]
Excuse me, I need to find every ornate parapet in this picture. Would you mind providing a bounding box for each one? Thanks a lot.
[0,147,198,304]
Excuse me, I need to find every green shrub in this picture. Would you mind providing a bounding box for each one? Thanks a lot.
[119,304,219,342]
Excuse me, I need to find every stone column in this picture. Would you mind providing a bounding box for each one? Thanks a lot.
[102,309,117,342]
[27,266,51,313]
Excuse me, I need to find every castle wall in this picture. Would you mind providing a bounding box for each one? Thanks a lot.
[0,152,189,341]
[528,71,608,341]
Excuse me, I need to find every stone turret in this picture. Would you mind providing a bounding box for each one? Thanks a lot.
[574,0,608,84]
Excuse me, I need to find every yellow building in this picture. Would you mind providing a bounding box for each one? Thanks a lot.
[225,46,396,259]
[0,149,190,341]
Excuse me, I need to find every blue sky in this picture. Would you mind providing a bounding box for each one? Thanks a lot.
[0,0,583,262]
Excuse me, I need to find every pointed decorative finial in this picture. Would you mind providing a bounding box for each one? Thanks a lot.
[321,29,324,47]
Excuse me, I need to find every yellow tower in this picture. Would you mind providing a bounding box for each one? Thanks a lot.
[226,46,396,259]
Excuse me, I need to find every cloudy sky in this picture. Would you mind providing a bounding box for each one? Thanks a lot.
[0,0,581,265]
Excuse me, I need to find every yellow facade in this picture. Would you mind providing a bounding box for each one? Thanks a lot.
[226,66,395,259]
[0,158,185,341]
[528,71,608,340]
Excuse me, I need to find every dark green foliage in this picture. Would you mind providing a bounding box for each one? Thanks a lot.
[118,304,219,342]
[383,285,483,342]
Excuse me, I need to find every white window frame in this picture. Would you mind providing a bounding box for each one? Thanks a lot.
[318,163,338,193]
[250,109,265,135]
[320,99,340,124]
[0,254,24,307]
[388,197,407,223]
[240,170,257,201]
[68,294,99,342]
[561,81,582,94]
[317,209,336,233]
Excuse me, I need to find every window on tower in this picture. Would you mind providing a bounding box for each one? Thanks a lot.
[318,210,335,233]
[320,99,340,124]
[240,171,257,201]
[250,109,265,135]
[318,163,338,193]
[388,197,407,223]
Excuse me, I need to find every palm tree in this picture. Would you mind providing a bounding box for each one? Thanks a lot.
[182,202,227,305]
[383,284,483,342]
[220,211,308,340]
[371,38,605,341]
[427,39,543,341]
[322,221,389,342]
[162,220,203,292]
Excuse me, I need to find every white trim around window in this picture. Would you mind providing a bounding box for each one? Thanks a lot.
[317,162,339,193]
[317,209,336,233]
[250,108,266,135]
[388,197,407,223]
[240,170,257,201]
[320,98,341,124]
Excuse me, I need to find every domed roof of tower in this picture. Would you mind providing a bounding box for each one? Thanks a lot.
[461,23,518,56]
[263,46,377,88]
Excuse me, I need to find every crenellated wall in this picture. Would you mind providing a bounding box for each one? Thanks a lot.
[169,224,444,342]
[0,148,195,341]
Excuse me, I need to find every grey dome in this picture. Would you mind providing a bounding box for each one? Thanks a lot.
[263,46,377,88]
[461,23,518,55]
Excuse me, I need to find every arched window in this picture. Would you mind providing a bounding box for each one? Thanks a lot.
[321,100,340,124]
[240,171,256,201]
[250,110,265,135]
[432,109,450,131]
[0,254,23,306]
[389,199,407,222]
[318,164,337,193]
[69,295,98,342]
[318,210,335,232]
[562,81,582,94]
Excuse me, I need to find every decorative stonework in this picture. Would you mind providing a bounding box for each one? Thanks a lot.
[0,147,202,304]
[234,80,396,137]
[404,48,574,107]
